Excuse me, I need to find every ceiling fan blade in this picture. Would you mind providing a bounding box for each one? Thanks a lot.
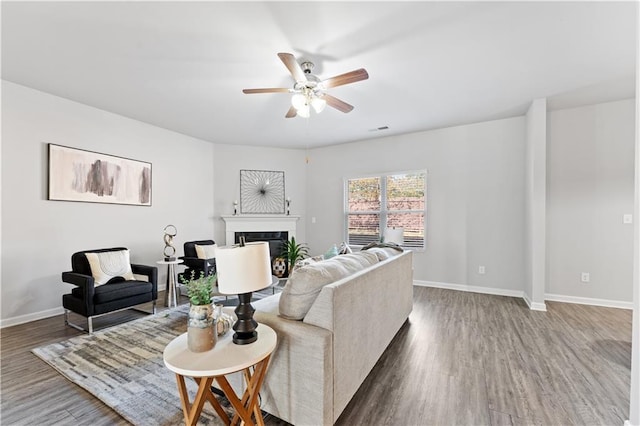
[278,52,307,82]
[285,106,297,118]
[242,88,291,94]
[322,68,369,89]
[323,94,354,113]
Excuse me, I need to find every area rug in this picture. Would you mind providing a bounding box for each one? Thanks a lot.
[33,306,229,426]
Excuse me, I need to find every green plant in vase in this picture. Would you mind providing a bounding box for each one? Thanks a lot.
[180,270,216,306]
[280,236,309,275]
[180,270,217,352]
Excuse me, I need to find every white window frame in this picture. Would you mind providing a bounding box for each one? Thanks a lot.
[344,170,427,251]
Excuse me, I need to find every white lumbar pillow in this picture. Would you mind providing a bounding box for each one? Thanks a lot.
[85,250,135,285]
[195,244,217,259]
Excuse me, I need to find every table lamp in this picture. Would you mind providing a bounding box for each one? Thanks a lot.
[385,227,404,245]
[216,240,272,345]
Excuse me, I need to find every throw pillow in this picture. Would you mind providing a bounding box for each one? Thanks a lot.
[293,255,324,270]
[278,252,379,320]
[363,247,402,261]
[195,244,217,259]
[84,250,135,286]
[324,244,339,259]
[338,242,352,255]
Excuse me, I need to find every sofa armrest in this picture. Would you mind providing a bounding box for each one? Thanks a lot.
[303,250,414,422]
[62,271,94,288]
[245,300,334,426]
[131,264,158,299]
[62,271,95,314]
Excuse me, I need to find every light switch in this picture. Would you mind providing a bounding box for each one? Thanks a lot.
[623,214,633,224]
[311,217,317,224]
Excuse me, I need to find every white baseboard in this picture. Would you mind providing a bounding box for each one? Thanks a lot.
[413,280,631,311]
[0,306,64,329]
[414,280,524,299]
[522,292,547,311]
[545,293,633,310]
[3,287,631,328]
[1,291,169,329]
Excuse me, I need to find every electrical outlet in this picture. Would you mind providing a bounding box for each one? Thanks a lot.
[581,272,590,283]
[311,217,316,224]
[623,214,633,224]
[478,266,486,275]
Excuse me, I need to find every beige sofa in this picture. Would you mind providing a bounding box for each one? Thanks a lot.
[250,248,414,425]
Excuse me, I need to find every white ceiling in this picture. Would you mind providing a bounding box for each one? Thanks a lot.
[1,1,636,149]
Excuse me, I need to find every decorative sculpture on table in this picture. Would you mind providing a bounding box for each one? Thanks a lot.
[163,224,177,261]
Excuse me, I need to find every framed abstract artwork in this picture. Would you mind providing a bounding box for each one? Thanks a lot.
[48,143,152,206]
[240,169,285,214]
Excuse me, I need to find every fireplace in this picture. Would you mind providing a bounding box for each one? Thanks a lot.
[235,231,288,273]
[221,214,300,276]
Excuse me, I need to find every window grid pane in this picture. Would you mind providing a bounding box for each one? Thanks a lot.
[387,212,424,248]
[386,173,425,211]
[348,213,380,246]
[348,177,381,212]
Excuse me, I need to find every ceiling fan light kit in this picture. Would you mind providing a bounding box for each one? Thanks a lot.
[243,52,368,118]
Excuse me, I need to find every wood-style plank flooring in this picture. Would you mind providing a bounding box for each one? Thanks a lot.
[1,287,632,425]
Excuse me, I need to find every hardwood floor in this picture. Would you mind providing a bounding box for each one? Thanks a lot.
[1,287,631,425]
[337,288,632,426]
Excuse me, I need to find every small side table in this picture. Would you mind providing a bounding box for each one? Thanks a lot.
[157,259,183,308]
[163,324,277,426]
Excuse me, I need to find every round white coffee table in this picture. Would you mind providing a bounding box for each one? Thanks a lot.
[163,323,277,426]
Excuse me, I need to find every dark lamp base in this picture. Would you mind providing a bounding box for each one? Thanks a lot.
[233,292,258,345]
[233,331,258,345]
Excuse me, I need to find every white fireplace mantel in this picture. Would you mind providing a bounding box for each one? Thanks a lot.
[221,215,300,246]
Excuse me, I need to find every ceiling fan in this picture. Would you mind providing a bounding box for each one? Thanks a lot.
[242,52,369,118]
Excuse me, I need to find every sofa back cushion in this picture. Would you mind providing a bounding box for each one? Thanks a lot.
[279,251,379,320]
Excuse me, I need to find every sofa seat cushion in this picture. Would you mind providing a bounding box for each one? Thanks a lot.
[279,251,379,320]
[72,280,153,304]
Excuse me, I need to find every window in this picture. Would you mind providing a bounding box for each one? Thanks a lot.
[345,171,426,249]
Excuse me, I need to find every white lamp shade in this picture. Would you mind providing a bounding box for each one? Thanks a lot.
[291,93,307,110]
[216,242,272,295]
[311,97,326,113]
[296,104,310,118]
[385,227,404,245]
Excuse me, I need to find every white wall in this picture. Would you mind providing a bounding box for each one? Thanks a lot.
[627,15,639,421]
[1,81,216,326]
[524,98,548,310]
[212,143,308,245]
[546,99,636,306]
[306,117,527,292]
[2,79,635,329]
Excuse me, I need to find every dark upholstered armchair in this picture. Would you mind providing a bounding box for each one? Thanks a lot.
[62,247,158,334]
[178,240,216,283]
